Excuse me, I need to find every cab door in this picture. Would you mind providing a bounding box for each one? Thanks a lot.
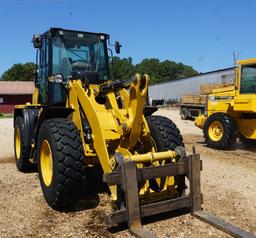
[234,64,256,112]
[37,38,49,104]
[240,65,256,94]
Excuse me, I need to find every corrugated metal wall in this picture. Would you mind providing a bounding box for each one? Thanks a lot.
[148,68,235,101]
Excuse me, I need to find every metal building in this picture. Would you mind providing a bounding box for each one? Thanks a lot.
[148,67,235,102]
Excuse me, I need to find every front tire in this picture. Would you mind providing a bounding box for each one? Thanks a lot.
[203,113,236,150]
[37,118,87,209]
[180,107,189,120]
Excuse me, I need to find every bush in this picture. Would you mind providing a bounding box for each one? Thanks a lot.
[0,112,3,117]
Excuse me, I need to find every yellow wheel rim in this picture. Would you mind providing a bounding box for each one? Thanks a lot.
[208,121,224,141]
[15,128,21,159]
[40,140,53,187]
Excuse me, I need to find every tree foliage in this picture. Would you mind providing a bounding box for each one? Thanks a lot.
[135,58,161,83]
[135,58,198,83]
[0,63,36,81]
[1,58,198,84]
[109,57,135,80]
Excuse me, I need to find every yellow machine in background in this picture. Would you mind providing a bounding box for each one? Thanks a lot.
[195,58,256,149]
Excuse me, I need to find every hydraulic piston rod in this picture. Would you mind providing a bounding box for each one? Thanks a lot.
[124,150,177,163]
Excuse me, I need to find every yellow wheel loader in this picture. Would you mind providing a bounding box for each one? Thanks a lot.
[14,28,255,238]
[195,58,256,150]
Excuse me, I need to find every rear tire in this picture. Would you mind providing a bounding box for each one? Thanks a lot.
[203,113,236,150]
[146,115,185,195]
[180,107,189,120]
[37,118,87,209]
[14,116,35,172]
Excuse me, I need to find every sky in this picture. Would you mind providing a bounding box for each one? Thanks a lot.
[0,0,256,76]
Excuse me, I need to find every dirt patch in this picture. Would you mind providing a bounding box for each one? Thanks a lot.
[0,157,14,164]
[0,108,255,237]
[0,118,13,159]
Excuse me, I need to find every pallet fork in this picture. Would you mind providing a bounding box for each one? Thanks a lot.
[103,152,255,238]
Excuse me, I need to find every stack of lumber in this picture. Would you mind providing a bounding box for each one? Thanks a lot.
[181,84,233,105]
[181,94,208,105]
[200,95,207,104]
[200,83,232,95]
[181,95,200,104]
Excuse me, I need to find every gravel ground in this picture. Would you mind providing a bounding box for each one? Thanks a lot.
[0,109,255,238]
[0,118,13,159]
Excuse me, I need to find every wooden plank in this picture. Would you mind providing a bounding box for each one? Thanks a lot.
[190,154,202,212]
[121,161,156,238]
[181,95,201,104]
[103,161,189,186]
[138,162,188,182]
[103,172,120,185]
[121,161,141,227]
[200,95,207,104]
[105,196,191,225]
[193,211,256,238]
[141,196,191,218]
[200,83,233,95]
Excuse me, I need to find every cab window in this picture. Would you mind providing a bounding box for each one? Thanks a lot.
[240,65,256,94]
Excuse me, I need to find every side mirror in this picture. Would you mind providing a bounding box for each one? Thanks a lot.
[115,41,122,54]
[32,34,42,49]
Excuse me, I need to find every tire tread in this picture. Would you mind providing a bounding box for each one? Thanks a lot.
[147,115,184,150]
[38,118,87,209]
[203,113,236,150]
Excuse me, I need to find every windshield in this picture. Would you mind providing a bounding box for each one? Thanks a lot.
[240,65,256,94]
[51,30,109,81]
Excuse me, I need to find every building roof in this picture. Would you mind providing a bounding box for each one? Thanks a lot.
[0,81,35,95]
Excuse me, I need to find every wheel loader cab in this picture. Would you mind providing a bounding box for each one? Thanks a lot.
[239,63,256,94]
[33,28,110,105]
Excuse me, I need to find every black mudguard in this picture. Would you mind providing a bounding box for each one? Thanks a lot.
[14,106,74,162]
[14,107,40,157]
[143,106,158,117]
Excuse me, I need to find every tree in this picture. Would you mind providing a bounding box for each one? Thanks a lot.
[135,58,161,83]
[159,60,178,81]
[0,63,36,81]
[0,58,198,84]
[135,58,198,84]
[175,62,198,79]
[109,57,135,80]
